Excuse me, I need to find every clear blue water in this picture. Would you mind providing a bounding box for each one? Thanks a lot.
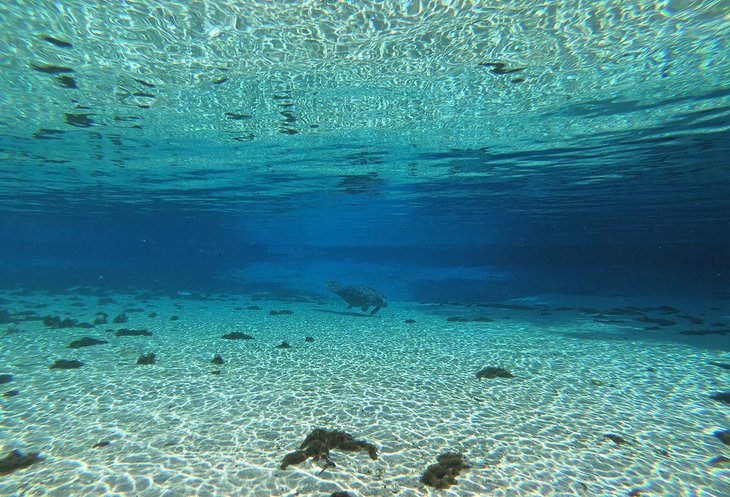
[1,2,730,495]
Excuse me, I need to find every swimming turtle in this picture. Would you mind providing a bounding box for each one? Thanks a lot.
[325,280,387,315]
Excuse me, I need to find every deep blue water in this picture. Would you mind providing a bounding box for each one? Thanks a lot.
[1,2,729,305]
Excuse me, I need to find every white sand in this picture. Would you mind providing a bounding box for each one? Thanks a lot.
[1,289,729,496]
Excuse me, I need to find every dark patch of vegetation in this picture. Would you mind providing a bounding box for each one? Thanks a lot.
[112,313,128,323]
[42,315,79,328]
[41,36,73,48]
[115,328,152,337]
[476,367,514,379]
[280,428,377,470]
[421,452,471,489]
[713,429,730,445]
[681,329,729,336]
[0,450,44,475]
[222,332,253,340]
[68,337,108,349]
[710,391,730,405]
[604,434,628,445]
[49,359,83,369]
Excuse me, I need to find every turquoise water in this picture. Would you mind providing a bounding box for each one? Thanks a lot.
[1,1,730,496]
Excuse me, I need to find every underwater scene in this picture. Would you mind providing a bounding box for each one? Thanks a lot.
[1,1,730,496]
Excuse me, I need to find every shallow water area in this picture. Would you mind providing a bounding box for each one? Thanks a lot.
[2,288,729,496]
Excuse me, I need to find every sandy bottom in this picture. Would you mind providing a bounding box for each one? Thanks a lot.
[1,288,729,497]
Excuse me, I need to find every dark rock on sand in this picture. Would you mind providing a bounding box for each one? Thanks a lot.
[170,315,180,321]
[269,310,294,315]
[275,341,291,349]
[604,434,628,445]
[136,352,155,365]
[222,332,254,340]
[50,359,83,369]
[330,492,354,497]
[712,429,730,445]
[42,315,78,328]
[246,305,262,310]
[112,313,128,323]
[709,362,730,370]
[710,455,730,466]
[326,280,387,315]
[405,319,416,324]
[447,316,470,322]
[68,336,108,348]
[680,329,729,336]
[3,389,20,397]
[115,328,152,337]
[280,450,309,469]
[0,374,12,384]
[421,452,471,489]
[280,428,378,470]
[92,441,110,449]
[476,367,514,379]
[710,391,730,405]
[0,450,44,475]
[211,354,225,365]
[93,312,108,325]
[305,336,315,342]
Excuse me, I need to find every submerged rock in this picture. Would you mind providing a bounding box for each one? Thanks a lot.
[115,328,152,337]
[222,332,254,340]
[280,428,377,470]
[68,336,108,348]
[476,367,514,379]
[712,429,730,445]
[92,441,110,449]
[305,336,315,342]
[0,374,12,384]
[0,450,44,476]
[709,361,730,370]
[405,319,416,324]
[710,391,730,405]
[112,313,128,323]
[269,310,294,316]
[136,352,155,365]
[211,354,225,365]
[421,452,470,489]
[681,329,729,336]
[49,359,83,369]
[604,434,628,445]
[280,450,308,469]
[709,455,730,466]
[42,315,78,328]
[275,341,291,349]
[3,389,20,397]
